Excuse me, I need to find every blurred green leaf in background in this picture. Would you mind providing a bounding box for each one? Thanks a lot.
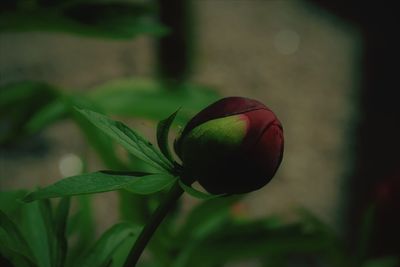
[0,1,168,39]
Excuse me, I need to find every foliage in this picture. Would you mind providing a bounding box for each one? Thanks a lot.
[0,0,167,39]
[2,110,398,267]
[0,191,140,267]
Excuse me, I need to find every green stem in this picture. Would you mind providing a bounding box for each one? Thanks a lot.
[123,181,184,267]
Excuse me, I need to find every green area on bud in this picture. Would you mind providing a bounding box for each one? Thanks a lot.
[182,114,248,154]
[180,114,248,173]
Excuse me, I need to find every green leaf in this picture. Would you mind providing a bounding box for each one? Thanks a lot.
[20,201,53,267]
[157,109,180,163]
[67,97,125,170]
[0,81,58,144]
[123,174,177,194]
[0,190,27,216]
[0,3,167,39]
[0,81,55,108]
[296,208,348,267]
[363,257,400,267]
[172,196,241,267]
[0,211,35,266]
[0,244,35,267]
[88,78,219,123]
[78,222,141,267]
[76,108,174,172]
[37,199,58,267]
[25,97,68,134]
[178,220,329,267]
[177,196,240,242]
[65,195,95,267]
[117,161,166,229]
[23,171,145,202]
[178,180,223,200]
[23,171,177,202]
[109,231,140,267]
[53,198,70,267]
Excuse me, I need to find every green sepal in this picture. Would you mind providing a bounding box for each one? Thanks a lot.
[178,180,224,200]
[157,109,180,164]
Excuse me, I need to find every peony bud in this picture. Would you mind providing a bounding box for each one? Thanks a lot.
[175,96,284,194]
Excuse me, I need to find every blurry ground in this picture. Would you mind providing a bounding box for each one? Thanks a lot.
[0,0,361,236]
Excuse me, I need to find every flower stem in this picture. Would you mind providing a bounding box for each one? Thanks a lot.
[123,181,184,267]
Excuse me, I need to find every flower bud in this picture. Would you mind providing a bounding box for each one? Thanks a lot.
[175,96,284,194]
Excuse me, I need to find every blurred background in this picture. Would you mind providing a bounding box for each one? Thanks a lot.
[1,0,399,266]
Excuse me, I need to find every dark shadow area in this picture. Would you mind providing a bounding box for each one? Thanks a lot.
[312,0,400,257]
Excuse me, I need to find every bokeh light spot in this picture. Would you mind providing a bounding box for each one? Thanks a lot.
[59,153,83,177]
[273,29,300,55]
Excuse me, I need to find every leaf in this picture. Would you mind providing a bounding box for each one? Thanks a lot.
[297,209,347,266]
[362,257,400,267]
[172,196,240,267]
[117,159,165,224]
[0,211,35,266]
[176,196,241,242]
[23,171,177,202]
[78,222,141,267]
[109,231,140,267]
[178,220,329,267]
[0,81,56,108]
[23,171,138,202]
[65,195,95,267]
[0,244,35,267]
[178,180,223,200]
[67,97,126,170]
[0,189,63,267]
[25,98,68,135]
[37,199,58,267]
[20,201,54,267]
[88,78,219,123]
[0,3,167,39]
[0,81,58,144]
[0,190,27,216]
[76,108,174,172]
[123,174,177,194]
[157,109,180,163]
[53,198,70,267]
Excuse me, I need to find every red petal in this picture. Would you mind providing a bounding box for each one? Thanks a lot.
[251,123,284,179]
[241,109,281,149]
